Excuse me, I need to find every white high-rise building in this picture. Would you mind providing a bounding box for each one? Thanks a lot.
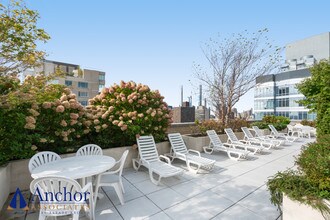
[254,32,330,120]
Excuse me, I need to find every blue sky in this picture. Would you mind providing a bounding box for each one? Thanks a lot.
[26,0,330,112]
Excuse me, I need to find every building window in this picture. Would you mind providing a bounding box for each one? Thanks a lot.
[99,74,105,81]
[277,98,289,107]
[65,80,72,86]
[78,82,88,88]
[79,101,88,106]
[78,91,88,97]
[277,87,289,96]
[98,84,105,91]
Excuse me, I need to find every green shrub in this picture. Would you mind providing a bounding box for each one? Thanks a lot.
[267,135,330,217]
[251,115,290,131]
[85,81,172,147]
[195,120,224,135]
[194,118,248,135]
[250,121,268,129]
[300,119,316,127]
[297,60,330,136]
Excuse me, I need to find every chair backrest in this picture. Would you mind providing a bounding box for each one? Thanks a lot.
[241,127,254,139]
[30,176,89,215]
[76,144,103,156]
[28,151,61,173]
[252,126,264,137]
[207,130,223,147]
[287,124,294,131]
[268,125,278,134]
[224,128,239,142]
[136,136,159,163]
[168,133,188,155]
[112,150,129,176]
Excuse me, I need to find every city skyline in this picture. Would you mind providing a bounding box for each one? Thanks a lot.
[26,0,330,112]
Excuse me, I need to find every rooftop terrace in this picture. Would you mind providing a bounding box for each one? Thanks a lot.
[1,138,314,220]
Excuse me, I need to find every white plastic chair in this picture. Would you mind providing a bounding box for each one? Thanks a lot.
[204,130,250,161]
[167,133,215,173]
[241,127,275,150]
[225,128,263,154]
[133,135,183,185]
[76,144,103,186]
[28,151,61,173]
[94,150,129,206]
[30,176,94,220]
[76,144,103,156]
[252,126,284,146]
[269,125,297,142]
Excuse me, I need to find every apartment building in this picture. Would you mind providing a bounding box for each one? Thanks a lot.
[254,32,330,120]
[23,60,105,106]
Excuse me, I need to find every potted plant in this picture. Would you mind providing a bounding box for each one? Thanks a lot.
[267,135,330,220]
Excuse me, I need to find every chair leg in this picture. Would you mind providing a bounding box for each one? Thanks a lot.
[73,213,80,220]
[149,170,161,185]
[119,178,125,193]
[132,159,141,171]
[113,183,125,205]
[186,161,199,174]
[203,146,213,154]
[38,213,46,220]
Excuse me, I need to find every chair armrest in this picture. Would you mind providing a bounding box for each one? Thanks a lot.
[141,158,151,167]
[223,143,234,148]
[187,149,201,157]
[159,155,171,165]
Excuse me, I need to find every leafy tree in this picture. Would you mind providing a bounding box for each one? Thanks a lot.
[0,0,50,76]
[194,29,281,125]
[297,60,330,136]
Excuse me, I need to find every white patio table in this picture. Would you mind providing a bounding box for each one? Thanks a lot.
[31,155,116,202]
[31,155,115,180]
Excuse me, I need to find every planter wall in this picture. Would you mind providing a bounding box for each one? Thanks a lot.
[283,195,329,220]
[182,132,245,151]
[0,165,11,211]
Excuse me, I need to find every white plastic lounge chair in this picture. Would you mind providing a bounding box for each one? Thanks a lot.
[94,150,128,206]
[30,176,94,220]
[28,151,61,173]
[133,135,183,185]
[294,124,316,138]
[224,128,263,154]
[76,144,103,156]
[252,126,283,146]
[204,130,250,161]
[167,133,215,173]
[269,125,297,142]
[287,125,303,137]
[241,127,275,150]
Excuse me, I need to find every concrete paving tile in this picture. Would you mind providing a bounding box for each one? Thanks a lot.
[134,179,166,195]
[170,180,208,198]
[103,180,143,206]
[144,211,172,220]
[212,204,264,220]
[116,197,161,220]
[146,188,186,210]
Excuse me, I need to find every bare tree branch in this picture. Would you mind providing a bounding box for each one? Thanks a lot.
[193,29,282,124]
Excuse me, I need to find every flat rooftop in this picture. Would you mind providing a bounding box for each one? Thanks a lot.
[1,138,313,220]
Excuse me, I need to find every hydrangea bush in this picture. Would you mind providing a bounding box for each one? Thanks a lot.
[85,80,172,147]
[0,74,85,164]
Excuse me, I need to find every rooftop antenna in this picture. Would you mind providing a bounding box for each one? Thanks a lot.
[181,85,183,106]
[199,85,202,106]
